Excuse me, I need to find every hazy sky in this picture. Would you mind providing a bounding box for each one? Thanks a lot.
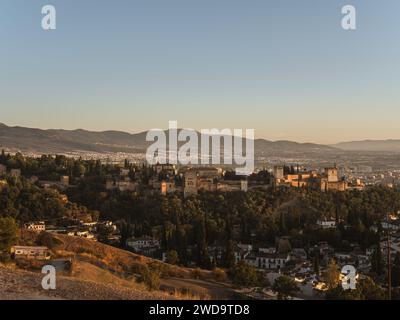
[1,0,399,144]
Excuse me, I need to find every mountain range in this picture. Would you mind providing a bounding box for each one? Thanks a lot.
[0,122,399,155]
[332,140,400,152]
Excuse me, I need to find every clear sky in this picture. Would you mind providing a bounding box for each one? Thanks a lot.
[1,0,399,144]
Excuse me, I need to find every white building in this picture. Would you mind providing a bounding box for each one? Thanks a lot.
[126,237,161,251]
[98,220,117,232]
[11,246,51,260]
[24,221,46,232]
[237,243,253,252]
[76,231,95,239]
[381,221,400,232]
[245,252,290,270]
[259,247,276,254]
[316,220,336,229]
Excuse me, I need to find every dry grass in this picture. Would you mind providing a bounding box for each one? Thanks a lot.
[73,260,148,291]
[52,234,191,277]
[0,264,172,300]
[15,231,235,300]
[171,289,211,300]
[212,268,228,282]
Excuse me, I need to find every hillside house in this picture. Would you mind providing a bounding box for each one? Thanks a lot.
[24,221,46,232]
[234,243,253,263]
[245,252,290,270]
[316,219,336,229]
[126,237,161,257]
[126,237,161,251]
[11,246,51,260]
[75,230,95,239]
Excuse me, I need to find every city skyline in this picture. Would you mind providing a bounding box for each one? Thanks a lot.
[1,0,400,144]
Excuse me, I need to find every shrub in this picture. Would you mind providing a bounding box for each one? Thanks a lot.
[230,261,259,287]
[139,266,161,291]
[212,268,228,282]
[191,268,202,279]
[36,232,62,249]
[149,261,171,278]
[166,250,179,265]
[272,276,300,300]
[0,217,18,262]
[0,252,12,263]
[130,262,149,275]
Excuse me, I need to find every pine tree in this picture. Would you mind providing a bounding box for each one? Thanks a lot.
[195,212,210,268]
[313,255,320,275]
[224,239,236,269]
[224,214,235,269]
[175,216,187,265]
[391,252,400,287]
[325,259,341,289]
[371,241,383,275]
[0,217,18,261]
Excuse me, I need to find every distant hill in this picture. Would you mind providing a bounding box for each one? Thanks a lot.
[0,122,149,154]
[254,139,336,154]
[333,140,400,152]
[0,122,336,156]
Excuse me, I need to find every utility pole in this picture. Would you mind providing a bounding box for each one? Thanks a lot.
[20,217,24,242]
[297,163,300,190]
[387,212,392,300]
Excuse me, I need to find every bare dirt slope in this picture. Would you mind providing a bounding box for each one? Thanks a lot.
[6,231,238,300]
[0,264,168,300]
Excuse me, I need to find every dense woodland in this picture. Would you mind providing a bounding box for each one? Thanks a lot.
[69,184,398,268]
[2,152,400,298]
[1,152,399,269]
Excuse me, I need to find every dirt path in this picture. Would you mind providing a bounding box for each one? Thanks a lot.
[161,277,241,300]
